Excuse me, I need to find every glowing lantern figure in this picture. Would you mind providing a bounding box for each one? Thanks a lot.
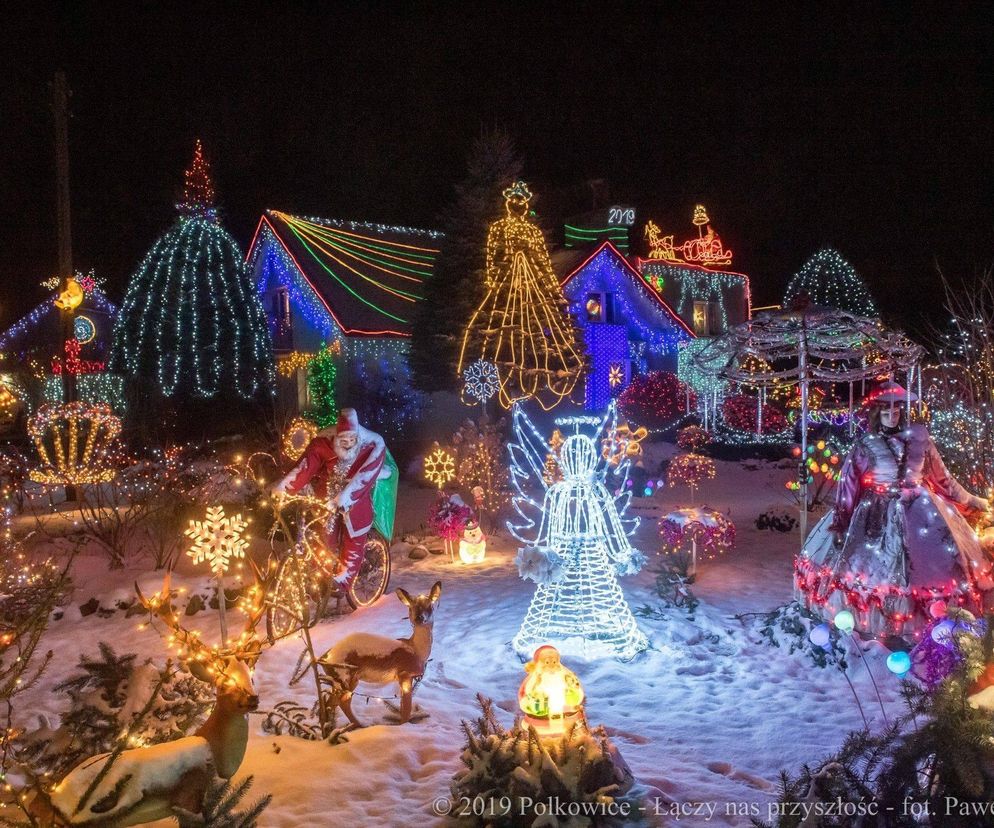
[458,519,487,564]
[518,645,585,736]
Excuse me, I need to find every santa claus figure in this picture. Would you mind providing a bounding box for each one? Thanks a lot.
[273,409,396,588]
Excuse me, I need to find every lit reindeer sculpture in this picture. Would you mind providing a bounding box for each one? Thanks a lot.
[318,581,441,727]
[31,574,267,827]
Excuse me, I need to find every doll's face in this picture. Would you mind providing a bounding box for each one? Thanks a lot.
[539,651,561,671]
[880,403,900,429]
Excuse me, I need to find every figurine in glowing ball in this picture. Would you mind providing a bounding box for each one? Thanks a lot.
[518,645,585,736]
[508,401,648,661]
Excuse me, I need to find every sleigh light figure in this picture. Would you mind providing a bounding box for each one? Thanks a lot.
[508,402,648,661]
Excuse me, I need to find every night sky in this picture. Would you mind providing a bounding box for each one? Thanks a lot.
[3,4,992,334]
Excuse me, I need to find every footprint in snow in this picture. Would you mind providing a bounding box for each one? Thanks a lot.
[429,662,468,690]
[706,761,773,791]
[602,727,651,744]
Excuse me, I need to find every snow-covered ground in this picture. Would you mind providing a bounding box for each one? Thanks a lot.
[18,446,908,826]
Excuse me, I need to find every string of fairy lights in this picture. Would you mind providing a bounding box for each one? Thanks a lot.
[782,247,877,316]
[266,211,439,330]
[110,142,274,399]
[458,181,584,410]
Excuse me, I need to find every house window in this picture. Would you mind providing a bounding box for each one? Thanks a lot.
[586,293,603,322]
[693,301,710,336]
[585,292,616,323]
[275,288,291,329]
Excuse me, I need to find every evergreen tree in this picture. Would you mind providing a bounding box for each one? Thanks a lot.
[110,141,274,402]
[409,129,521,393]
[782,247,877,316]
[173,775,272,827]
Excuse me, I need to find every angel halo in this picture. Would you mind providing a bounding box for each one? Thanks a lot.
[508,401,648,661]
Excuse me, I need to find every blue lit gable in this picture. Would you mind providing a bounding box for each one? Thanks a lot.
[560,242,694,410]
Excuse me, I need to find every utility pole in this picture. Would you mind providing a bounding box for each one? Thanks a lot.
[51,71,78,501]
[52,71,73,279]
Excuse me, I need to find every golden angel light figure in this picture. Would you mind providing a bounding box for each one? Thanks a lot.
[458,180,584,410]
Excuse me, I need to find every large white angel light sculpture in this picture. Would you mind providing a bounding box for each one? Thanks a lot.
[508,402,648,661]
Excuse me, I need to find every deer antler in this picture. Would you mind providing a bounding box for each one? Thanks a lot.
[136,573,213,664]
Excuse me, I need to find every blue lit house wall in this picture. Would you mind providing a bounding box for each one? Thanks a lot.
[559,242,695,411]
[246,211,442,422]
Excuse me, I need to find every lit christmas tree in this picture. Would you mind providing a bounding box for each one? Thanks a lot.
[110,141,274,399]
[458,180,584,410]
[305,342,338,428]
[782,247,877,317]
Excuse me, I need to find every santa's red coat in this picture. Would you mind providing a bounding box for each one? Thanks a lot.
[276,427,386,538]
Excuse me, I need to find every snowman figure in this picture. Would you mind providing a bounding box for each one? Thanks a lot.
[459,518,487,564]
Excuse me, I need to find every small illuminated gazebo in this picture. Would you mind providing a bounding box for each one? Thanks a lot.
[688,307,924,543]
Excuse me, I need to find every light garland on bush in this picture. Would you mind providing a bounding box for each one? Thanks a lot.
[659,507,735,574]
[27,402,121,485]
[618,370,694,430]
[111,141,274,398]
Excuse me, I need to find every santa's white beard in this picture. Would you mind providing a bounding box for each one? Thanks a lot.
[335,442,359,466]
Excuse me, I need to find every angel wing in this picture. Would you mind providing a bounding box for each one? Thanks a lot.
[506,404,554,544]
[595,401,639,539]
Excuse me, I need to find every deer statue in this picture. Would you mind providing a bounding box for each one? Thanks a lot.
[29,572,267,827]
[319,581,441,727]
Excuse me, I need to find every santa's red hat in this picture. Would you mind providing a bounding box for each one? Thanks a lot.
[336,408,359,435]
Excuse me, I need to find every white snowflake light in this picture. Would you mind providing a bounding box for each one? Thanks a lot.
[507,402,648,661]
[462,359,500,404]
[185,505,248,575]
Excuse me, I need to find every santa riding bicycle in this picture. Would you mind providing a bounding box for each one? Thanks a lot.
[269,408,397,624]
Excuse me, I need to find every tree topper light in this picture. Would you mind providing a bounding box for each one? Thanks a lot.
[186,505,249,576]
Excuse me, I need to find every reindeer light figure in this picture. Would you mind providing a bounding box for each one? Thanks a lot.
[319,581,441,727]
[33,573,267,827]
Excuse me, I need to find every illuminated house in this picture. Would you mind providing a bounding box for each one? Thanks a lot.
[0,287,123,415]
[637,206,750,335]
[560,241,694,410]
[245,210,442,416]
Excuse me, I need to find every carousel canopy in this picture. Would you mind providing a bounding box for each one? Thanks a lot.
[687,306,923,387]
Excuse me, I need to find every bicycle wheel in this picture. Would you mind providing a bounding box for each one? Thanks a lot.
[266,555,310,642]
[346,531,391,609]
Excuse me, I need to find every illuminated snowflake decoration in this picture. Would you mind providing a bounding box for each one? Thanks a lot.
[423,447,456,489]
[462,360,500,403]
[608,364,624,388]
[185,505,248,575]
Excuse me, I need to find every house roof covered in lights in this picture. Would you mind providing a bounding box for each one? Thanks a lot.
[246,210,443,340]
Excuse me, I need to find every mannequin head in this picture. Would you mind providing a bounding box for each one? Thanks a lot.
[869,401,907,433]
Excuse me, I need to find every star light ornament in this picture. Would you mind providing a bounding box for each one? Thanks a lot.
[185,505,248,576]
[508,400,648,661]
